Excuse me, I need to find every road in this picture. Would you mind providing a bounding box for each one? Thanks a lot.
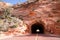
[1,34,60,40]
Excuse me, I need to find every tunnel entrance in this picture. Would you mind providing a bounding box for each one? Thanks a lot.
[31,23,44,34]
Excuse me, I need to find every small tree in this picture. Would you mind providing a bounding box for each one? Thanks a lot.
[3,7,12,19]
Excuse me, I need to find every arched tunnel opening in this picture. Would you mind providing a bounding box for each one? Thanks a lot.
[31,23,44,34]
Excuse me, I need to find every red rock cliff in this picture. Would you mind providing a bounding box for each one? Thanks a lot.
[0,0,60,35]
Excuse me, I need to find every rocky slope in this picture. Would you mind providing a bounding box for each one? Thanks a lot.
[11,0,60,35]
[0,2,12,16]
[0,0,60,35]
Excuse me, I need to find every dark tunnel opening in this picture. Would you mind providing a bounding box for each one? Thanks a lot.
[31,23,44,34]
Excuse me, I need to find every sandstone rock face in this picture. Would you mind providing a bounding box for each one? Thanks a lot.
[0,2,12,16]
[12,0,60,35]
[27,0,38,3]
[0,0,60,35]
[0,2,12,8]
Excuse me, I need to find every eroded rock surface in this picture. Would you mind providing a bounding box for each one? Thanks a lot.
[0,0,60,35]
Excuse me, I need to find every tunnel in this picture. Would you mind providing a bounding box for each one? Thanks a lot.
[31,23,44,34]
